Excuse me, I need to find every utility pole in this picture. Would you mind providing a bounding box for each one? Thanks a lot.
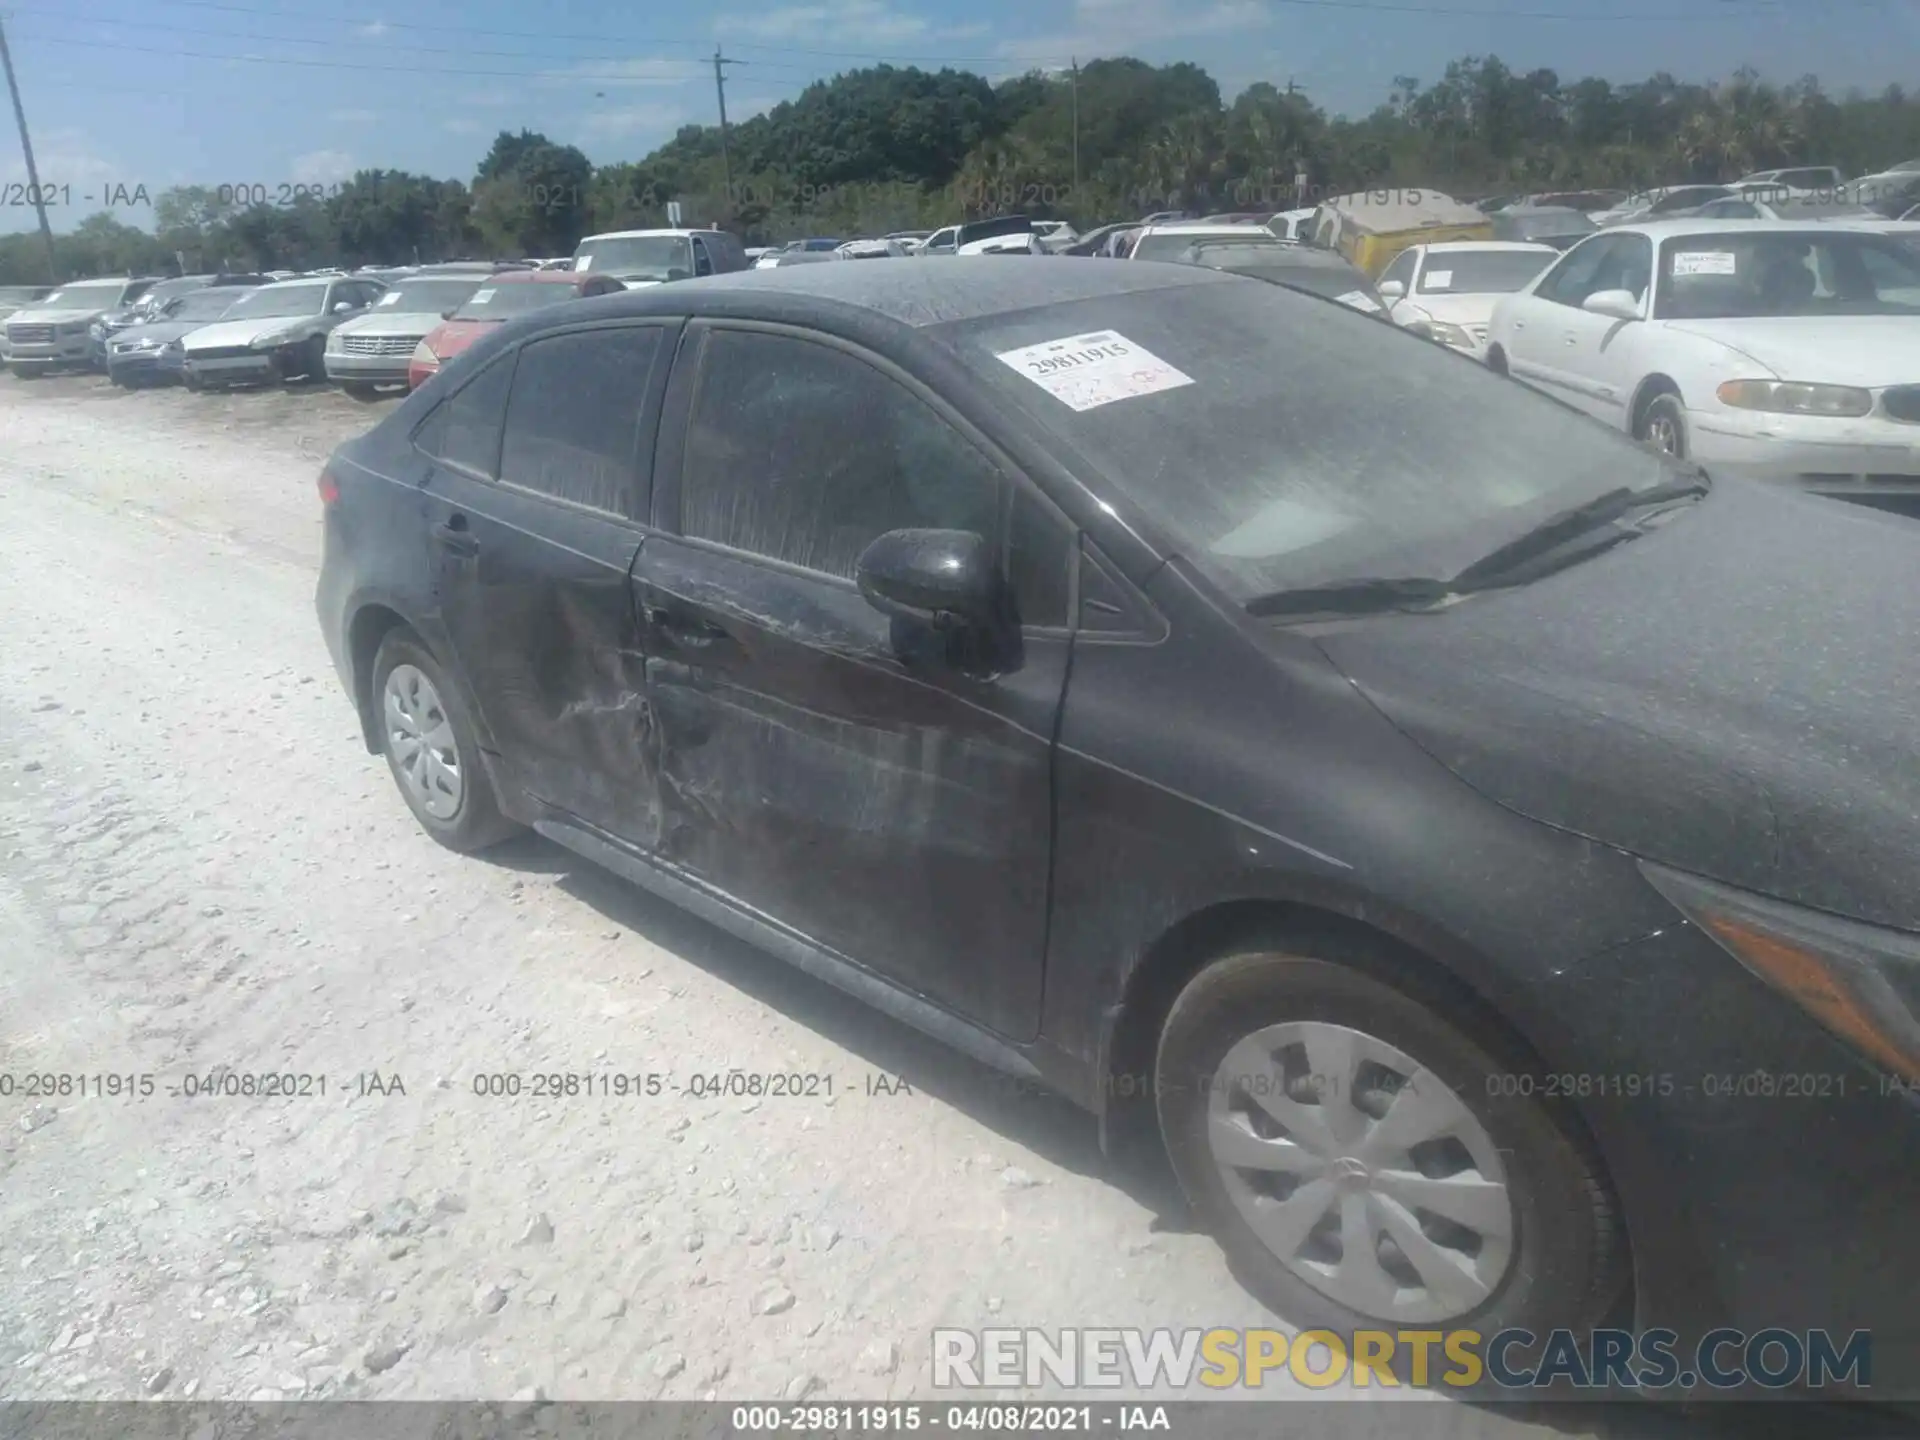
[0,15,58,284]
[712,48,740,208]
[1070,58,1080,194]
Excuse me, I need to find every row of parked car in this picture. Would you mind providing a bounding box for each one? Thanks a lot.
[7,192,1917,514]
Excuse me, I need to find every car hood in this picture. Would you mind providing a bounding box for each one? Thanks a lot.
[183,316,317,349]
[1658,316,1920,386]
[1313,480,1920,932]
[1397,293,1505,326]
[422,318,498,359]
[333,308,447,338]
[110,319,211,346]
[8,304,110,325]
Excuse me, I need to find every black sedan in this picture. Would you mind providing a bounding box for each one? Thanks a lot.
[106,285,258,385]
[316,259,1919,1388]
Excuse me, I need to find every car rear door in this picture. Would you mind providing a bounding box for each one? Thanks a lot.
[631,321,1078,1040]
[418,319,677,841]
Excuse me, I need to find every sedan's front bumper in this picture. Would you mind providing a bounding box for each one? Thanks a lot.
[182,352,278,385]
[324,353,412,385]
[1556,920,1920,1396]
[107,348,173,383]
[1690,406,1920,499]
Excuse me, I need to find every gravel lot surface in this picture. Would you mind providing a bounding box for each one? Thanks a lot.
[0,370,1745,1437]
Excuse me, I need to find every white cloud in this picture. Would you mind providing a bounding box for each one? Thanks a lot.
[582,102,688,136]
[536,57,701,88]
[722,0,989,45]
[329,108,379,124]
[0,127,117,194]
[443,118,488,135]
[289,149,357,184]
[1004,0,1268,59]
[356,20,390,38]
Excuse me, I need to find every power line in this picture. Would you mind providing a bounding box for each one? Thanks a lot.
[0,13,58,282]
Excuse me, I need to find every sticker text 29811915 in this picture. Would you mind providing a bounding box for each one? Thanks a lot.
[994,330,1195,411]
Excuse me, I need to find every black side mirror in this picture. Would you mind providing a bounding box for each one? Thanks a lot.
[858,527,1022,674]
[441,308,457,320]
[856,528,997,627]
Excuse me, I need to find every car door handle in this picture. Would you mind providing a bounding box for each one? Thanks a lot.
[645,605,730,646]
[431,521,478,558]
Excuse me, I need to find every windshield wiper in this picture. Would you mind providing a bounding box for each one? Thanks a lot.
[1245,575,1456,617]
[1242,477,1708,620]
[1451,476,1708,589]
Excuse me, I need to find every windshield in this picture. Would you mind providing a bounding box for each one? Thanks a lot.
[935,277,1674,602]
[1654,230,1920,318]
[220,283,328,319]
[40,281,127,308]
[0,287,50,304]
[453,281,578,319]
[374,277,485,312]
[1419,250,1556,293]
[574,236,690,279]
[141,277,210,306]
[165,288,252,320]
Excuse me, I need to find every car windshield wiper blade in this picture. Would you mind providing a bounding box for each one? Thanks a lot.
[1451,477,1709,590]
[1244,575,1455,617]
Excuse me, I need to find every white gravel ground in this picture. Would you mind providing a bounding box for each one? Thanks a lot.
[0,372,1634,1437]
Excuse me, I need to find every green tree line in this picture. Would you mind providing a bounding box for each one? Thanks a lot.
[5,55,1918,283]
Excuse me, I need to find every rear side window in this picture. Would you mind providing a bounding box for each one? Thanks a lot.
[416,354,514,477]
[498,327,661,518]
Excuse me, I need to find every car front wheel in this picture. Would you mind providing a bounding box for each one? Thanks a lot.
[370,629,521,853]
[1637,393,1689,459]
[1156,942,1625,1351]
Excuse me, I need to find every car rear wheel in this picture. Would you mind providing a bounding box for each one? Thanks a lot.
[371,629,521,854]
[1156,943,1624,1349]
[1637,393,1688,459]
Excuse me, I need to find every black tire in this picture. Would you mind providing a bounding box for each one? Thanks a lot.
[341,381,382,403]
[1636,391,1688,459]
[299,334,327,382]
[1156,941,1625,1360]
[183,371,204,392]
[1484,345,1509,376]
[370,628,521,854]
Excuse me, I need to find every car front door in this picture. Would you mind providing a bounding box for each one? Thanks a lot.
[419,321,675,840]
[1553,232,1651,426]
[632,321,1077,1040]
[1506,235,1627,414]
[1378,248,1420,324]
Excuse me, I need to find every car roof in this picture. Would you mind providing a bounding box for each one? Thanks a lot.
[489,269,595,284]
[1599,218,1894,240]
[1417,240,1561,254]
[557,254,1233,328]
[578,229,719,241]
[250,275,337,290]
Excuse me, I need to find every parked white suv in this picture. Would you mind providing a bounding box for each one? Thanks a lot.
[5,276,157,375]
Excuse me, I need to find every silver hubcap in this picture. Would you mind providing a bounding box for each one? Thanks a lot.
[1647,415,1681,454]
[383,664,462,820]
[1206,1022,1514,1324]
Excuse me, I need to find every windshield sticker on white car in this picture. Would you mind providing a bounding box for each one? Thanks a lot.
[1336,291,1383,312]
[1671,251,1738,277]
[377,291,402,306]
[995,330,1194,411]
[1421,269,1453,290]
[471,288,496,303]
[574,255,593,272]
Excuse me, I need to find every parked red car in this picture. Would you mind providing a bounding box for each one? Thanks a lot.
[407,269,628,389]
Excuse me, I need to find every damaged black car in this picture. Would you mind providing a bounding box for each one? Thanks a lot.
[316,258,1920,1390]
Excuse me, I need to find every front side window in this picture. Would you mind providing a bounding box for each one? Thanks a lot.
[417,354,514,477]
[498,328,661,518]
[679,329,1008,586]
[1536,236,1648,307]
[1377,250,1419,294]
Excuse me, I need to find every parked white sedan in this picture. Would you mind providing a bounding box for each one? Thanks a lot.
[1486,220,1920,503]
[1374,241,1559,358]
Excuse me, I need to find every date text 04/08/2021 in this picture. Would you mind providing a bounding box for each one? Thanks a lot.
[0,1070,930,1102]
[731,1405,1168,1432]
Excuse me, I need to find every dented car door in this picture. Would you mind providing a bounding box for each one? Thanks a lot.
[423,322,675,841]
[632,322,1072,1040]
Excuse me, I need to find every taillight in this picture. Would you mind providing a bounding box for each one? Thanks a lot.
[318,469,340,506]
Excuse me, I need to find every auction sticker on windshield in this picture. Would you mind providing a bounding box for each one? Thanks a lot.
[995,330,1194,411]
[1671,251,1738,276]
[377,292,402,306]
[1422,269,1454,290]
[471,289,495,303]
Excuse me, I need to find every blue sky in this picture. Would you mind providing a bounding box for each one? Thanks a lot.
[0,0,1907,234]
